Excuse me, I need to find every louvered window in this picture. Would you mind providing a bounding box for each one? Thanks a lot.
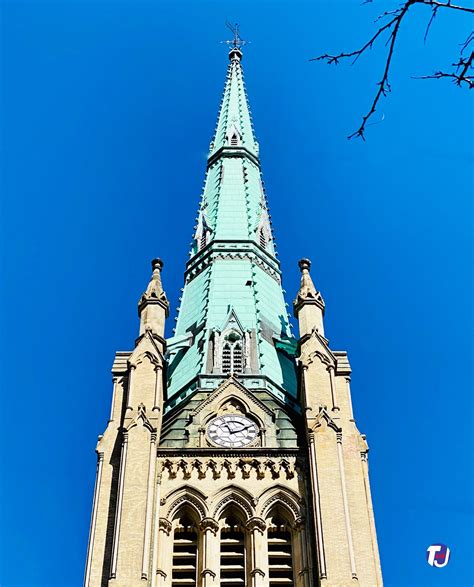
[222,343,232,374]
[233,344,243,373]
[268,519,294,586]
[220,518,245,586]
[230,133,239,146]
[222,334,244,375]
[171,518,198,587]
[200,232,207,250]
[259,229,266,249]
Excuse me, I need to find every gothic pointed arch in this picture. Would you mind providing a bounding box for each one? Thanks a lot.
[310,406,341,434]
[258,485,303,524]
[212,484,255,521]
[162,485,208,522]
[124,403,156,433]
[128,330,164,368]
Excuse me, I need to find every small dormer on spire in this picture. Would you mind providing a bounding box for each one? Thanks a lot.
[138,258,169,338]
[293,258,325,337]
[229,46,243,62]
[226,122,242,147]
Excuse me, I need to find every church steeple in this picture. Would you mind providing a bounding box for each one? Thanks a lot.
[85,35,383,587]
[166,42,295,408]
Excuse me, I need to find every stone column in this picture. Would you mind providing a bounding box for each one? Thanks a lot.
[153,365,163,412]
[336,432,357,581]
[346,376,355,421]
[246,517,267,587]
[155,518,172,587]
[200,518,219,586]
[307,431,326,581]
[293,518,312,587]
[327,365,339,412]
[360,452,383,587]
[150,471,162,587]
[109,431,128,580]
[109,377,118,421]
[84,452,104,587]
[126,365,136,411]
[141,433,158,580]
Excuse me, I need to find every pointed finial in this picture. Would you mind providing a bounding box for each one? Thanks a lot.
[298,258,311,273]
[152,258,163,272]
[294,258,325,311]
[138,257,169,315]
[138,257,169,337]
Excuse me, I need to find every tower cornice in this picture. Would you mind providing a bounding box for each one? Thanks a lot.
[207,145,260,170]
[185,240,281,285]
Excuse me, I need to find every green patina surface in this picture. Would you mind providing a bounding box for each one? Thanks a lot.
[166,50,296,406]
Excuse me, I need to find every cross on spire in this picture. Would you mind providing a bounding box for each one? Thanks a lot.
[222,22,249,50]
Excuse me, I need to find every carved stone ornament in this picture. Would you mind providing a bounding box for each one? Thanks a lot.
[160,456,299,481]
[294,517,306,532]
[125,402,157,434]
[250,569,266,578]
[246,517,267,534]
[159,518,172,535]
[309,406,341,434]
[199,517,220,535]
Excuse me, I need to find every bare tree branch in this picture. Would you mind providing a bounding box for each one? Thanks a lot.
[313,0,474,139]
[414,50,474,87]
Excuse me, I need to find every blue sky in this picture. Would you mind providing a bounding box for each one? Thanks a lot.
[1,1,472,586]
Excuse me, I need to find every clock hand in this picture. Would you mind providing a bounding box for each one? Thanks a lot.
[228,421,246,432]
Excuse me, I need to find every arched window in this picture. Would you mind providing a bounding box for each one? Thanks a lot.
[220,514,246,586]
[233,343,243,373]
[230,133,239,147]
[222,332,244,375]
[171,514,198,587]
[267,515,295,586]
[222,343,232,374]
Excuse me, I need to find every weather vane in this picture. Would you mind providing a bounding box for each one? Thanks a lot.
[221,22,249,50]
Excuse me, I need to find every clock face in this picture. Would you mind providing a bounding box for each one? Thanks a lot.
[207,414,258,448]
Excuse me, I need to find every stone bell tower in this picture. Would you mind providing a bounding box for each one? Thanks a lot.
[84,30,383,587]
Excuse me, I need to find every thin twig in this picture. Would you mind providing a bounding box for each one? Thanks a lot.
[414,50,474,87]
[310,15,400,66]
[420,0,473,13]
[312,0,474,139]
[460,31,474,53]
[424,6,439,43]
[349,2,411,139]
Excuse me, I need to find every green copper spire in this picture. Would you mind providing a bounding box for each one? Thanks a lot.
[209,47,259,160]
[166,43,296,410]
